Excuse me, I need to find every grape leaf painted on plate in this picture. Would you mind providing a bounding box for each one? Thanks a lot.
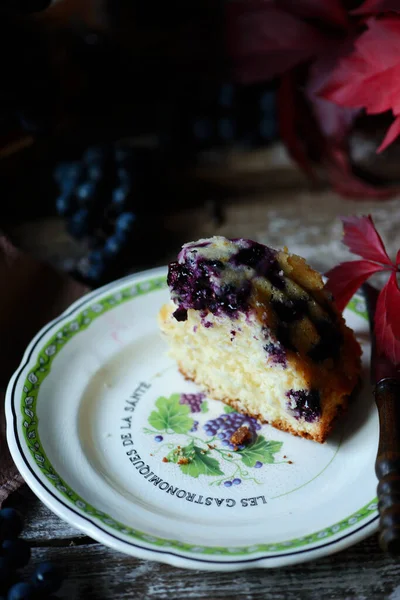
[224,405,237,414]
[239,437,283,467]
[148,394,193,434]
[167,442,223,478]
[200,401,209,413]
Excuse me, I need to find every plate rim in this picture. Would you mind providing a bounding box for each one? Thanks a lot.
[5,266,379,571]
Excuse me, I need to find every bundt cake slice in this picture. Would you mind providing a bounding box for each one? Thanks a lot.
[158,236,361,443]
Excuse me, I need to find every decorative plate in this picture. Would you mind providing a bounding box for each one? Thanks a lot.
[6,266,379,571]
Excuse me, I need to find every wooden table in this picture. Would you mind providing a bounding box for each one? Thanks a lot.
[6,180,400,599]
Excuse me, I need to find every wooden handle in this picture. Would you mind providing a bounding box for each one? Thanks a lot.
[375,378,400,554]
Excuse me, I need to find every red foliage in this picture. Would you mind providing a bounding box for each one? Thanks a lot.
[325,215,400,365]
[226,0,400,197]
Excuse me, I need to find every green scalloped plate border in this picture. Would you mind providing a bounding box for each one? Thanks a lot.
[12,272,378,560]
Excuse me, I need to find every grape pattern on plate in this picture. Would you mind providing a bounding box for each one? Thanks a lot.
[204,412,261,451]
[145,394,285,487]
[179,393,206,413]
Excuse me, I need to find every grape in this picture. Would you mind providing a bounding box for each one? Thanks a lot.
[0,509,23,540]
[179,393,205,413]
[232,478,241,485]
[7,582,37,600]
[190,421,199,432]
[67,209,90,239]
[76,181,97,206]
[116,168,132,186]
[87,164,104,182]
[104,233,127,257]
[202,412,261,446]
[2,539,31,569]
[223,481,232,488]
[115,212,136,233]
[55,194,74,218]
[254,461,263,469]
[54,162,72,185]
[111,186,130,210]
[55,162,83,190]
[154,435,163,442]
[31,562,63,594]
[87,249,104,265]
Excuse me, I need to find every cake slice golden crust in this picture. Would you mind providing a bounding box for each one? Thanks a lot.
[158,236,361,443]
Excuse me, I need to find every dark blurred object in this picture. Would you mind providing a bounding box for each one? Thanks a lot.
[0,14,56,137]
[0,0,52,15]
[105,0,224,76]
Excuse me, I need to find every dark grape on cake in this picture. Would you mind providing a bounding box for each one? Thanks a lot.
[158,236,361,443]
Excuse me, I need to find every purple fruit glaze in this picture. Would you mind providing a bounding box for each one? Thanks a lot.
[168,239,285,322]
[230,240,285,288]
[264,342,287,368]
[286,389,321,422]
[168,256,251,320]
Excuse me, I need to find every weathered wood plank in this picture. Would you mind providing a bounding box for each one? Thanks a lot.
[10,487,400,600]
[20,537,400,600]
[9,488,86,543]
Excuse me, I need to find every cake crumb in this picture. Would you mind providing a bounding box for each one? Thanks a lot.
[288,460,293,464]
[162,457,169,463]
[150,453,154,456]
[177,457,190,465]
[230,426,253,447]
[283,455,287,459]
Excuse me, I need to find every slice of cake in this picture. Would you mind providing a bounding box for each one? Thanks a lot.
[158,236,361,443]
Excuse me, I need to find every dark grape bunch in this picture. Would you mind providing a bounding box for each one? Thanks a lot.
[54,143,153,284]
[203,412,261,451]
[0,507,65,600]
[179,393,206,413]
[165,81,278,160]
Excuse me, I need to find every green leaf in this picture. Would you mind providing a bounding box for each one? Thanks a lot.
[223,405,236,414]
[148,394,193,433]
[239,436,283,467]
[200,401,209,413]
[167,441,223,478]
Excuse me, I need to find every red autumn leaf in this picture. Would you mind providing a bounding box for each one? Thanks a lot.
[352,0,400,15]
[325,260,385,312]
[320,17,400,151]
[375,271,400,365]
[225,1,327,84]
[277,73,316,179]
[377,114,400,153]
[341,215,393,265]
